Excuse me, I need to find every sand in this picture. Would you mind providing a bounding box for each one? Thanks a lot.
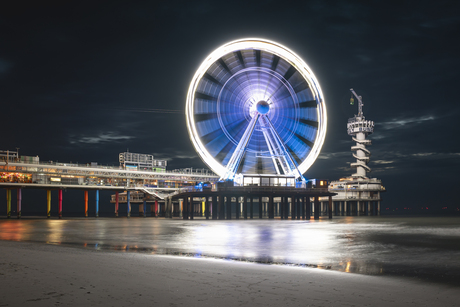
[0,240,458,307]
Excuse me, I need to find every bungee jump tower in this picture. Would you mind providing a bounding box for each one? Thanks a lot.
[324,88,385,216]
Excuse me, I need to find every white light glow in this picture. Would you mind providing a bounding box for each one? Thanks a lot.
[186,38,327,178]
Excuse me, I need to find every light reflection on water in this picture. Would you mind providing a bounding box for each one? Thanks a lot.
[1,217,460,285]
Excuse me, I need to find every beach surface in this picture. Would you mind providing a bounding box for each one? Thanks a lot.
[1,240,459,307]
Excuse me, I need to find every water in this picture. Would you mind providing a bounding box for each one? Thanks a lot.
[1,216,459,286]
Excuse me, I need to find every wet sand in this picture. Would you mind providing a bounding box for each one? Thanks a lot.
[1,240,459,307]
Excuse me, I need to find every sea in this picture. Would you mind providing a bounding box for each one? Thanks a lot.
[1,216,459,286]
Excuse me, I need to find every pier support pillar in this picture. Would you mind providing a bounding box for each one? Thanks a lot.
[280,197,285,220]
[243,196,248,219]
[218,195,224,220]
[143,199,147,217]
[183,197,188,220]
[212,195,217,220]
[6,189,11,218]
[235,197,239,220]
[47,190,51,218]
[190,199,194,220]
[328,196,333,219]
[291,197,296,220]
[205,197,210,219]
[301,197,306,220]
[226,196,231,220]
[95,190,99,218]
[297,197,301,220]
[250,197,254,219]
[17,188,22,219]
[16,188,22,219]
[127,190,131,218]
[269,195,274,219]
[314,196,320,220]
[378,201,381,216]
[258,196,263,219]
[154,200,158,217]
[58,189,63,219]
[84,190,88,217]
[115,191,119,217]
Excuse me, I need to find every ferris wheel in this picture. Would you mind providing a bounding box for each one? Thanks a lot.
[186,38,327,181]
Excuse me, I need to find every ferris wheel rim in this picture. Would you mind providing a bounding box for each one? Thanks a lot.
[186,38,327,179]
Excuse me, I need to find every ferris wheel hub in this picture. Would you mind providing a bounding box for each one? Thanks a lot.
[256,100,270,115]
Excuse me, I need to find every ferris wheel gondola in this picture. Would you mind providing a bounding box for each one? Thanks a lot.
[186,38,327,182]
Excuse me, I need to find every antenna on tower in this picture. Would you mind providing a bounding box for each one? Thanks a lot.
[350,88,363,117]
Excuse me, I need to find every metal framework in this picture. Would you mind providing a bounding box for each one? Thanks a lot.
[186,38,327,182]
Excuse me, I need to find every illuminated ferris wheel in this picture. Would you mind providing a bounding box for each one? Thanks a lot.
[186,38,327,181]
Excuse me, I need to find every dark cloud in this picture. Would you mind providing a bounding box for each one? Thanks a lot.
[1,0,459,210]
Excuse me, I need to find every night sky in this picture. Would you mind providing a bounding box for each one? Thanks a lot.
[1,1,460,212]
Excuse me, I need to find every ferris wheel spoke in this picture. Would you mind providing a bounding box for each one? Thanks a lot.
[298,99,317,108]
[187,39,327,181]
[203,72,223,86]
[235,51,246,68]
[222,114,260,180]
[194,113,217,123]
[299,118,319,128]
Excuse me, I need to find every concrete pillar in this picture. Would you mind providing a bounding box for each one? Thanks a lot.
[115,191,119,217]
[328,196,333,219]
[6,189,11,218]
[212,195,217,220]
[17,188,22,219]
[258,196,263,219]
[205,196,210,219]
[95,190,99,218]
[314,196,320,220]
[183,197,188,220]
[378,201,381,216]
[243,196,248,219]
[190,199,194,220]
[84,190,88,217]
[296,197,301,220]
[226,196,232,220]
[58,189,63,219]
[235,197,240,220]
[250,197,254,219]
[127,190,131,218]
[280,197,285,220]
[269,195,274,219]
[47,190,51,218]
[218,195,224,220]
[291,197,296,220]
[344,201,348,216]
[301,197,305,220]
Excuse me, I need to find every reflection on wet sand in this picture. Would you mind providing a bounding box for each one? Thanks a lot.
[0,217,459,285]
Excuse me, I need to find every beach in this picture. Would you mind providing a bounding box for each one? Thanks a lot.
[1,240,459,307]
[1,217,460,306]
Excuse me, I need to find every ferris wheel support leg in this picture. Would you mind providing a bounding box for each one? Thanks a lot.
[223,114,259,180]
[262,116,304,179]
